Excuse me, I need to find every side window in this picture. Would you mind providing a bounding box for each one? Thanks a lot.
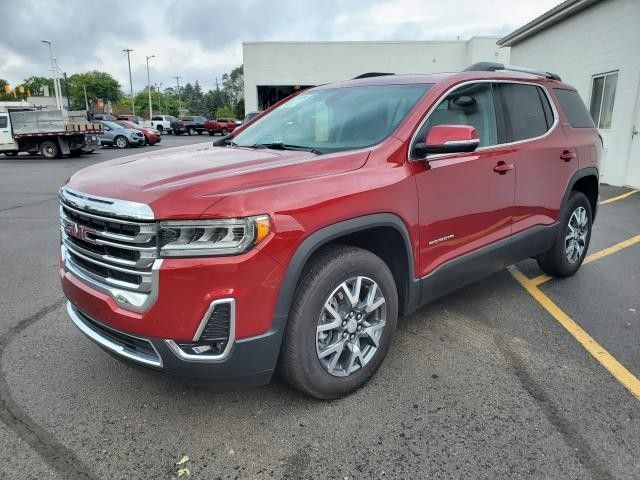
[415,82,498,151]
[152,116,162,121]
[498,83,551,141]
[554,89,595,128]
[0,116,7,128]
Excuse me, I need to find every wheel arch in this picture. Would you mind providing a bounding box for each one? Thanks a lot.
[563,167,599,220]
[271,214,419,336]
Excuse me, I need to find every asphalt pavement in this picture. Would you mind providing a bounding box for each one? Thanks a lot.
[0,137,638,479]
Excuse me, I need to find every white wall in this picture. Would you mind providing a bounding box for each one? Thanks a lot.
[509,0,640,187]
[243,37,509,113]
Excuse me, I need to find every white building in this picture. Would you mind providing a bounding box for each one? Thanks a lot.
[243,37,509,112]
[499,0,640,187]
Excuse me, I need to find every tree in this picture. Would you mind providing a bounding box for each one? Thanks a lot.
[221,65,243,106]
[0,79,11,100]
[215,105,235,118]
[233,97,245,119]
[67,71,122,111]
[22,76,55,97]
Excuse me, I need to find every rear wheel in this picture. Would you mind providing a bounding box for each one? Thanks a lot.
[40,141,60,159]
[537,191,592,277]
[114,136,129,149]
[280,246,398,399]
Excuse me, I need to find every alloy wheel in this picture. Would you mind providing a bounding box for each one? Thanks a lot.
[565,206,588,263]
[316,276,387,377]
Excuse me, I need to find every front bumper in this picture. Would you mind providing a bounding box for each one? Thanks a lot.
[67,301,280,385]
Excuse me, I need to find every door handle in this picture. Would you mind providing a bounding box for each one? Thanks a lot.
[560,150,576,161]
[493,162,514,174]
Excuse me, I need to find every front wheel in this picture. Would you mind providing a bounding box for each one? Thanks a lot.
[537,191,592,277]
[114,136,129,149]
[222,128,229,136]
[280,246,398,399]
[156,125,163,134]
[187,127,196,136]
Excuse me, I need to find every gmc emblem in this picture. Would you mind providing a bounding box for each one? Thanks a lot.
[63,218,97,244]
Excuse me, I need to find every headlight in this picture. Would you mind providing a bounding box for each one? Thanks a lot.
[158,215,271,257]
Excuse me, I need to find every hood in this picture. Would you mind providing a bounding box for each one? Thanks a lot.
[68,142,368,219]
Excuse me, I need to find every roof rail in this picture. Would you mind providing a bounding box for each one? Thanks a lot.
[464,62,561,81]
[352,72,395,79]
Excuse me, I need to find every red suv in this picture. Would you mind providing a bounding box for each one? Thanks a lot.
[60,63,601,399]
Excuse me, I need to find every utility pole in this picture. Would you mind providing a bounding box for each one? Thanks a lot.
[41,40,61,110]
[145,55,155,119]
[123,48,135,115]
[83,84,89,111]
[156,82,163,114]
[173,75,182,112]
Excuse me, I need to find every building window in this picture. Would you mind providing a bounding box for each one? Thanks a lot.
[589,71,618,129]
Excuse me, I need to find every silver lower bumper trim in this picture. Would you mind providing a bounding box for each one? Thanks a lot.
[67,302,162,368]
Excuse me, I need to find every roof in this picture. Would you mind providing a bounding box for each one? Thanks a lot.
[312,70,567,91]
[498,0,602,47]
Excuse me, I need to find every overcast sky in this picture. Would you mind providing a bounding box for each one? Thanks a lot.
[1,0,562,93]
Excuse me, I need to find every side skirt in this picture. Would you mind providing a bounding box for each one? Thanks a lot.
[416,223,559,308]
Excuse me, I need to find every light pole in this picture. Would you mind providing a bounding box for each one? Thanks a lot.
[145,55,155,119]
[123,48,135,115]
[173,75,182,112]
[156,82,163,114]
[41,40,62,110]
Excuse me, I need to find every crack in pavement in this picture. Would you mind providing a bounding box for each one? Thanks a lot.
[494,334,614,480]
[0,298,98,480]
[0,196,58,213]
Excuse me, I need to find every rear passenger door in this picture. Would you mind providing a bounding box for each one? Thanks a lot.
[494,82,573,234]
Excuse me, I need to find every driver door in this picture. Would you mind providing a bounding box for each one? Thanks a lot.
[411,82,515,285]
[0,113,17,150]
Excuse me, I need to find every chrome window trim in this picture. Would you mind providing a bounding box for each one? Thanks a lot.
[62,245,162,312]
[67,301,162,368]
[165,298,236,363]
[408,79,559,162]
[60,187,155,221]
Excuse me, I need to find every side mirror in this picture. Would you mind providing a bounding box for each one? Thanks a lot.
[414,124,479,158]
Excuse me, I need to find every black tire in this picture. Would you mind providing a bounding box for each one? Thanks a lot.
[188,127,196,136]
[174,130,181,136]
[222,128,229,136]
[156,125,163,134]
[3,151,18,156]
[69,149,83,157]
[197,130,203,135]
[208,131,215,136]
[40,140,60,159]
[280,245,398,399]
[537,191,592,277]
[114,135,129,149]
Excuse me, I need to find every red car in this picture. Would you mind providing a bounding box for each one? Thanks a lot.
[115,121,161,145]
[60,63,601,398]
[204,117,239,136]
[116,115,144,124]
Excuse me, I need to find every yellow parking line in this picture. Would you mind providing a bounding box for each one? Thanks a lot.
[509,266,640,400]
[599,189,639,205]
[529,234,640,287]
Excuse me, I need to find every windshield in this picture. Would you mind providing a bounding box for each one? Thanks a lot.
[232,84,432,154]
[101,121,123,130]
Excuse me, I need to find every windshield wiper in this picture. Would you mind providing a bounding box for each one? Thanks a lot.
[252,142,323,155]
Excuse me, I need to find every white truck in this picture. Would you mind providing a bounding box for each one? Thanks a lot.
[140,114,177,134]
[0,103,101,159]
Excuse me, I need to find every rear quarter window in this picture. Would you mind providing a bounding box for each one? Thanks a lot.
[554,89,595,128]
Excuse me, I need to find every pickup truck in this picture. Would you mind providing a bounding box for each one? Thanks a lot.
[204,117,240,136]
[172,116,208,135]
[1,107,101,159]
[60,65,602,398]
[140,115,177,134]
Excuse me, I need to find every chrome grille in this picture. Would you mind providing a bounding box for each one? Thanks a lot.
[60,203,157,293]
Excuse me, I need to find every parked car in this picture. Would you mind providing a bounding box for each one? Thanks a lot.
[60,63,601,399]
[91,113,117,121]
[115,120,161,145]
[116,114,144,124]
[242,111,261,124]
[140,115,177,134]
[204,117,240,136]
[172,116,208,135]
[95,120,145,148]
